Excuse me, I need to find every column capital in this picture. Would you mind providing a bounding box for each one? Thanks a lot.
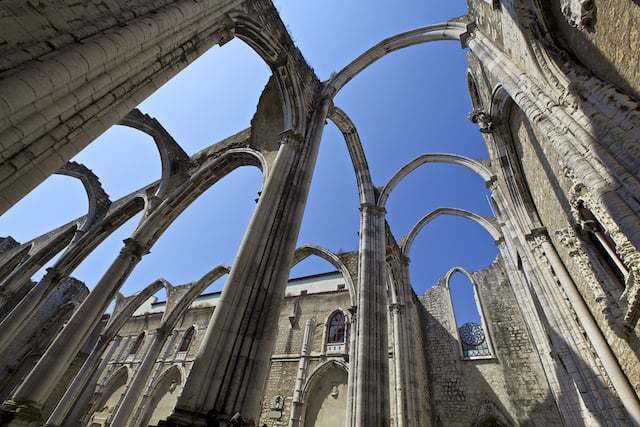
[121,238,149,259]
[525,227,550,249]
[43,266,63,283]
[359,202,386,215]
[279,129,305,145]
[460,22,477,49]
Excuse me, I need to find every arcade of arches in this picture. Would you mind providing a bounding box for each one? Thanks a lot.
[0,0,640,426]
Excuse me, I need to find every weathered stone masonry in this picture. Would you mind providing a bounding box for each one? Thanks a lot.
[1,0,640,425]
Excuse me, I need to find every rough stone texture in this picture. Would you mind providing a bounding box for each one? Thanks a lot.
[419,258,562,426]
[1,0,640,425]
[544,0,640,100]
[0,277,90,416]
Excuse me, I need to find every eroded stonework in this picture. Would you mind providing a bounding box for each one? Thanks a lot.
[0,0,639,425]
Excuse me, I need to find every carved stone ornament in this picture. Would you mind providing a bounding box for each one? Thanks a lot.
[563,178,640,334]
[268,395,284,419]
[560,0,596,31]
[468,109,494,133]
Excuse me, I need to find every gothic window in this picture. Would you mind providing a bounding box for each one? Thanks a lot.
[178,326,195,352]
[577,203,628,287]
[448,269,493,359]
[325,311,347,355]
[327,312,346,344]
[130,332,145,354]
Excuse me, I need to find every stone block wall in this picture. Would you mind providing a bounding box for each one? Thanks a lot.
[418,257,562,426]
[258,289,351,427]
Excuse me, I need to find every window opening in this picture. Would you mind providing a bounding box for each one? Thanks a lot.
[577,203,628,287]
[178,326,195,352]
[130,332,145,354]
[449,271,492,359]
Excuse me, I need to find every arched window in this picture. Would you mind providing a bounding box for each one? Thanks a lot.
[178,326,195,352]
[130,332,145,354]
[447,269,493,359]
[327,312,346,344]
[325,311,347,355]
[577,203,628,287]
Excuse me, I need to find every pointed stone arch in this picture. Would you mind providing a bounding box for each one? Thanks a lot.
[86,365,129,426]
[137,365,183,427]
[325,21,468,97]
[300,360,349,427]
[378,153,495,209]
[444,266,495,359]
[328,107,376,205]
[401,207,502,257]
[291,245,356,306]
[118,109,191,199]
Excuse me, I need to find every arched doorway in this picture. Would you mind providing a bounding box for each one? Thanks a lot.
[138,365,182,427]
[302,362,348,427]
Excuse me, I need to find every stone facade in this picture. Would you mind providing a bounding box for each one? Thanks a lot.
[0,0,640,426]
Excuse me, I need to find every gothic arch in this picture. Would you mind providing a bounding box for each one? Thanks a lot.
[159,265,229,332]
[137,365,183,427]
[401,207,502,257]
[325,21,467,97]
[328,107,376,205]
[321,308,350,349]
[291,245,356,306]
[0,223,77,296]
[104,279,171,344]
[87,365,129,425]
[55,161,112,234]
[130,146,265,250]
[300,360,349,427]
[377,153,495,208]
[444,266,495,359]
[229,12,310,133]
[118,109,191,199]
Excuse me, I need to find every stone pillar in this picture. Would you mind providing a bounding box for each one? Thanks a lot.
[44,335,116,427]
[288,318,314,427]
[162,98,331,426]
[351,203,389,427]
[0,267,61,353]
[538,232,640,425]
[110,330,168,426]
[0,238,148,426]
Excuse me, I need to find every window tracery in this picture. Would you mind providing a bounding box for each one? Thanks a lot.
[447,269,493,359]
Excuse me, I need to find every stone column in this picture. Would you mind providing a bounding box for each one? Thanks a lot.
[0,238,148,426]
[289,318,314,427]
[44,335,116,427]
[162,98,331,426]
[538,232,640,425]
[351,203,389,427]
[0,267,61,353]
[110,330,168,426]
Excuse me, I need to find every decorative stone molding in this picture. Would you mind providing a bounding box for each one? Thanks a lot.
[560,0,596,31]
[544,177,640,335]
[468,109,494,133]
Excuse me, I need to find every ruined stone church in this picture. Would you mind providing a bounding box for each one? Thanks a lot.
[0,0,639,426]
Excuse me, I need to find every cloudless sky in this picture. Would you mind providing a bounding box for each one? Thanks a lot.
[0,0,496,324]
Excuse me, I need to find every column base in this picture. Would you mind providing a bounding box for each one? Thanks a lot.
[0,400,43,427]
[158,407,254,427]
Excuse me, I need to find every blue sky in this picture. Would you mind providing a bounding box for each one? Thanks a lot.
[0,0,496,325]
